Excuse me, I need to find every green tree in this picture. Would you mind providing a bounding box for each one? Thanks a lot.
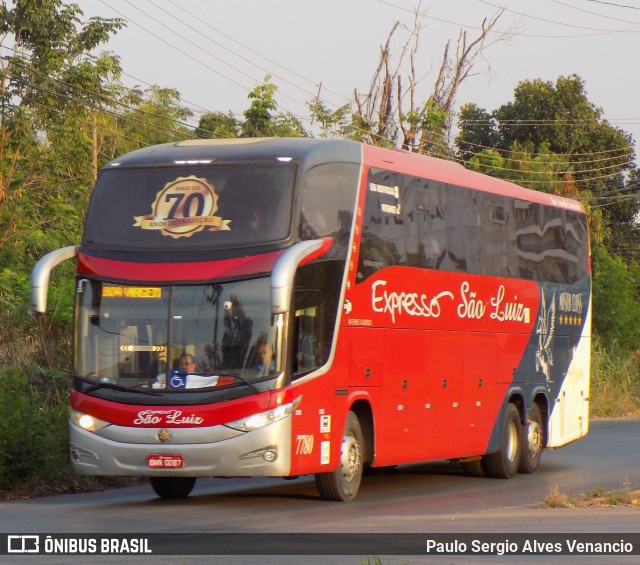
[241,76,307,138]
[104,86,193,161]
[195,111,239,139]
[195,77,308,140]
[0,0,124,268]
[456,103,500,162]
[308,99,353,139]
[592,245,640,350]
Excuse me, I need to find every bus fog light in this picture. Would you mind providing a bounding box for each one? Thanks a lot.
[69,443,99,462]
[239,445,278,462]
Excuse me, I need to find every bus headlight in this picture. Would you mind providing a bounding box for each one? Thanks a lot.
[225,397,301,432]
[70,408,110,432]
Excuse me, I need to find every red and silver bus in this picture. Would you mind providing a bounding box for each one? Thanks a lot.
[31,138,591,501]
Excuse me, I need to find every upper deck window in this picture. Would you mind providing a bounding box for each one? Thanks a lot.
[82,163,295,252]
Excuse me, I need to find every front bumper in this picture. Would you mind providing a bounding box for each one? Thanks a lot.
[69,417,292,477]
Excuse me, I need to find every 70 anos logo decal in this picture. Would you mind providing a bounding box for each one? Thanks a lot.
[133,175,230,239]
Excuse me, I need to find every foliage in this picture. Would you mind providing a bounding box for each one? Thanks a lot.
[308,99,354,139]
[0,368,69,490]
[592,245,640,350]
[195,111,239,139]
[105,86,194,159]
[196,76,308,140]
[590,337,640,417]
[0,0,124,269]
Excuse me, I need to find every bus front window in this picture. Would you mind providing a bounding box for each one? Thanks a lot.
[75,278,279,391]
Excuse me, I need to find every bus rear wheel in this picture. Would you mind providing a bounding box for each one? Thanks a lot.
[484,403,522,479]
[150,476,196,499]
[315,411,364,501]
[519,403,544,474]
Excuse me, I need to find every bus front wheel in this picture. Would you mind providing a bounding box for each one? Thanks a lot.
[484,403,522,479]
[150,476,196,499]
[315,411,364,501]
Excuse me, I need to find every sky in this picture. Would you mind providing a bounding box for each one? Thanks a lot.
[74,0,640,148]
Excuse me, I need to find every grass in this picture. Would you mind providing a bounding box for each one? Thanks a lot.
[541,480,640,509]
[590,339,640,418]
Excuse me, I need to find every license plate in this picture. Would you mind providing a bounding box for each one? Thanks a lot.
[147,454,184,469]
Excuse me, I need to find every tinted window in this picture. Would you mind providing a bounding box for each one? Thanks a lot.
[83,163,295,251]
[357,168,589,285]
[299,162,359,260]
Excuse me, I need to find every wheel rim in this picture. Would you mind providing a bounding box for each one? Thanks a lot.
[527,420,544,459]
[506,420,519,463]
[340,431,362,484]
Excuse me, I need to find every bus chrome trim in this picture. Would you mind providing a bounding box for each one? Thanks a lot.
[69,417,293,477]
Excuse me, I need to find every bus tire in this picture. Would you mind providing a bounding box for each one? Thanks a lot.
[519,403,544,474]
[315,411,364,501]
[150,476,196,499]
[484,403,521,479]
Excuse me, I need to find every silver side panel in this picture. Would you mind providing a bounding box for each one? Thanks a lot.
[30,245,78,314]
[271,239,324,314]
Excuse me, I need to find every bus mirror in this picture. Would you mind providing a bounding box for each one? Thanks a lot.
[30,245,79,316]
[270,239,326,315]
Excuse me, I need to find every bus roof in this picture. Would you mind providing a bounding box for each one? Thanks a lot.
[361,143,586,214]
[103,137,362,171]
[104,138,585,215]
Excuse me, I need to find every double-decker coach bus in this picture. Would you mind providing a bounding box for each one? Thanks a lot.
[31,138,591,501]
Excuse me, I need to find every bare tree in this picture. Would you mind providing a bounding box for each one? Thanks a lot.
[353,3,514,155]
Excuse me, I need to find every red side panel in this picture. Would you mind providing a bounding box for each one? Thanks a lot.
[77,250,284,282]
[342,266,540,464]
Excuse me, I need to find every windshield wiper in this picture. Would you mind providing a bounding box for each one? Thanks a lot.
[227,373,261,394]
[76,376,161,396]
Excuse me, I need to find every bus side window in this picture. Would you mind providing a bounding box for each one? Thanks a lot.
[292,288,328,378]
[293,306,320,374]
[291,261,342,378]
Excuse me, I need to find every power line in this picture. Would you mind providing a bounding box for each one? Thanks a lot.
[552,0,640,24]
[378,0,640,37]
[100,0,322,127]
[163,0,350,109]
[583,0,640,10]
[477,0,640,32]
[96,0,255,103]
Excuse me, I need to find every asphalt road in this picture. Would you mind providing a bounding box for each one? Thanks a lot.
[1,417,639,565]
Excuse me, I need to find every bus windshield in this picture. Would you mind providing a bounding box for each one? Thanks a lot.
[74,278,279,391]
[82,163,295,252]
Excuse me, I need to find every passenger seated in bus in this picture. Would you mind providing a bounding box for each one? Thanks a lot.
[177,353,196,373]
[254,342,275,374]
[154,353,197,388]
